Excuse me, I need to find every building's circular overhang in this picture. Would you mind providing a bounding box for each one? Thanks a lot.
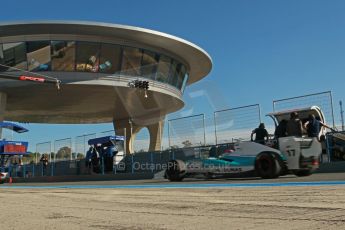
[0,72,185,124]
[0,21,212,84]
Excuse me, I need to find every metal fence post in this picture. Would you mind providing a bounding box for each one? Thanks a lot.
[32,163,35,177]
[124,128,127,154]
[168,120,171,149]
[325,134,332,163]
[50,141,53,163]
[272,100,276,112]
[102,157,105,175]
[203,114,206,146]
[131,154,134,174]
[340,100,344,131]
[129,119,133,154]
[172,150,175,160]
[70,138,73,161]
[35,149,38,164]
[83,135,86,157]
[51,141,54,176]
[329,91,336,128]
[150,152,154,173]
[214,112,218,145]
[23,164,26,178]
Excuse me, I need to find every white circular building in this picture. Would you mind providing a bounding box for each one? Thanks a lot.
[0,21,212,152]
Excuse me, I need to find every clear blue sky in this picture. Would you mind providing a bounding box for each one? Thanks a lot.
[1,0,345,150]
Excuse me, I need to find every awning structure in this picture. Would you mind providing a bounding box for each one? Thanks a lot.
[0,122,28,133]
[88,136,125,146]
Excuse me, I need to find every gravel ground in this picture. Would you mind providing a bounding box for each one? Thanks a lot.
[0,185,344,230]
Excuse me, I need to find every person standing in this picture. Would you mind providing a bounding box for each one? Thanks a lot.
[286,112,303,137]
[304,114,332,140]
[251,123,269,145]
[85,147,93,174]
[40,154,49,176]
[275,119,288,138]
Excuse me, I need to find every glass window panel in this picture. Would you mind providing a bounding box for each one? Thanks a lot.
[0,42,27,71]
[156,55,171,83]
[26,41,51,71]
[177,64,186,89]
[121,47,142,76]
[0,44,3,71]
[51,41,76,71]
[14,43,27,65]
[141,50,158,79]
[181,72,189,93]
[169,60,179,87]
[76,42,100,72]
[99,43,121,74]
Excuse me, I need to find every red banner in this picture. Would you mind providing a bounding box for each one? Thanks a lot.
[4,144,27,153]
[19,76,45,82]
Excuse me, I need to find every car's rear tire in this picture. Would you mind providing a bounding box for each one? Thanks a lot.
[165,160,186,182]
[255,152,281,179]
[293,169,312,177]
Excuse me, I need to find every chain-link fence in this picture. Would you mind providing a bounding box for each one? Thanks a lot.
[4,90,338,178]
[35,141,52,176]
[99,130,115,137]
[205,116,216,145]
[75,133,96,159]
[133,128,150,153]
[168,114,206,148]
[273,91,335,127]
[214,104,261,144]
[36,141,52,164]
[54,138,72,162]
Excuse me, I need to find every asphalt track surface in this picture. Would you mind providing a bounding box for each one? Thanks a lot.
[1,173,345,230]
[1,171,345,188]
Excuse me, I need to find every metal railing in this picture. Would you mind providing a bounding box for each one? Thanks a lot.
[214,104,261,145]
[6,143,232,178]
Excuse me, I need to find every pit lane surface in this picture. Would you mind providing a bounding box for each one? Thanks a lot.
[2,171,345,187]
[1,173,345,230]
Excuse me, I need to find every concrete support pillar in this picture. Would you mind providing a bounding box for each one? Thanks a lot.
[147,119,165,152]
[113,119,142,154]
[0,92,6,138]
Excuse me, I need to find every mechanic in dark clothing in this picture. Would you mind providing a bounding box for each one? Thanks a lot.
[304,114,331,140]
[274,119,288,138]
[286,112,303,137]
[251,123,269,145]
